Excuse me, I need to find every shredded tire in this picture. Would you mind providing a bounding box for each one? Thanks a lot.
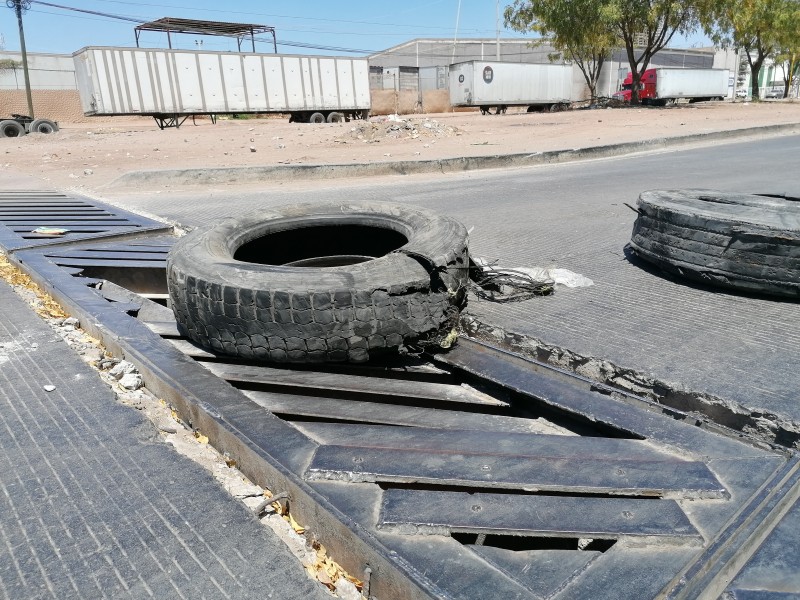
[167,202,470,362]
[628,189,800,297]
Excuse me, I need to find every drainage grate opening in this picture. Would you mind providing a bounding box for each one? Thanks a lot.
[71,266,168,295]
[453,532,616,553]
[381,483,665,500]
[229,380,514,414]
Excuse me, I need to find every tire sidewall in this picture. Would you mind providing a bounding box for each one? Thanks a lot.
[0,120,25,137]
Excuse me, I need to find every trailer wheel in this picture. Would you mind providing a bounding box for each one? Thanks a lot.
[167,202,470,363]
[326,112,344,123]
[0,120,25,137]
[29,119,59,134]
[309,112,326,124]
[628,189,800,297]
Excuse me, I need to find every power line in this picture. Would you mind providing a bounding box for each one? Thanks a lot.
[83,0,490,34]
[31,0,144,23]
[25,0,528,58]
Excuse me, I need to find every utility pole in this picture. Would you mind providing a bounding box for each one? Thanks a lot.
[496,0,500,60]
[7,0,34,118]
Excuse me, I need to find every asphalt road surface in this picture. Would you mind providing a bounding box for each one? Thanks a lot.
[106,133,799,228]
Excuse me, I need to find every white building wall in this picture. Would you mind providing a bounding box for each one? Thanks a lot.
[0,52,77,90]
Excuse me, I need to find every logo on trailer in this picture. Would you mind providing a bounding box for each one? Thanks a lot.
[458,74,465,83]
[483,66,494,84]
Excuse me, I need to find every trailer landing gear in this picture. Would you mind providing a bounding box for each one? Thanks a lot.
[153,114,190,130]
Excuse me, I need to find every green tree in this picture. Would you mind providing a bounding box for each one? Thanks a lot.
[0,59,21,71]
[771,1,800,97]
[504,0,699,104]
[700,0,794,99]
[603,0,699,104]
[504,0,617,101]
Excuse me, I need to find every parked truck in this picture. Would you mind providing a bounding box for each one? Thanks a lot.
[449,60,579,114]
[613,67,730,105]
[0,114,59,137]
[72,46,371,128]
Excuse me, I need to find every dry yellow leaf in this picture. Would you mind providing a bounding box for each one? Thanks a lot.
[324,560,338,579]
[0,255,68,319]
[287,513,305,534]
[346,574,364,588]
[316,567,333,587]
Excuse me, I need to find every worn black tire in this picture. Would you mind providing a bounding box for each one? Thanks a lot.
[0,120,25,137]
[629,189,800,297]
[29,119,58,134]
[326,112,344,123]
[309,112,326,124]
[167,202,470,362]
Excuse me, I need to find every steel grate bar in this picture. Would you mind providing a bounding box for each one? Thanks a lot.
[378,489,703,543]
[47,259,169,269]
[44,251,173,261]
[292,423,683,460]
[201,362,508,407]
[242,389,558,434]
[306,444,727,498]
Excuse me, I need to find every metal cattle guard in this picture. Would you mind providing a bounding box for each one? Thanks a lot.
[2,190,798,600]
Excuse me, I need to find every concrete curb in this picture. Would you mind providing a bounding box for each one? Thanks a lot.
[109,122,800,188]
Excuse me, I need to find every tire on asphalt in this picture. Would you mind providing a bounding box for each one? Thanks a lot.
[29,119,59,134]
[628,189,800,297]
[0,120,25,137]
[309,112,326,124]
[167,202,470,363]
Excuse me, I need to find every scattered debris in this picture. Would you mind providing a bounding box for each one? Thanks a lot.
[513,266,594,288]
[340,115,460,144]
[109,360,137,380]
[31,226,69,236]
[43,384,56,392]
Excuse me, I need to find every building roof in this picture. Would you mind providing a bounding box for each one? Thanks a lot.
[133,17,277,53]
[134,17,275,38]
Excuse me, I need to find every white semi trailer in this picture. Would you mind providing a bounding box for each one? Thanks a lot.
[72,46,371,128]
[613,68,730,105]
[449,60,580,114]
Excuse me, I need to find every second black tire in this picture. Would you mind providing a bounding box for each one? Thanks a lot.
[629,189,800,297]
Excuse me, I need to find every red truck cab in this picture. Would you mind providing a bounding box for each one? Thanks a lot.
[613,69,658,102]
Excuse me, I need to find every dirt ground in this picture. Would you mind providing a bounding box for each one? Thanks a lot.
[3,100,800,193]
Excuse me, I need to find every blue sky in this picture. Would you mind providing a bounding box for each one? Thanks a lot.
[1,0,710,56]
